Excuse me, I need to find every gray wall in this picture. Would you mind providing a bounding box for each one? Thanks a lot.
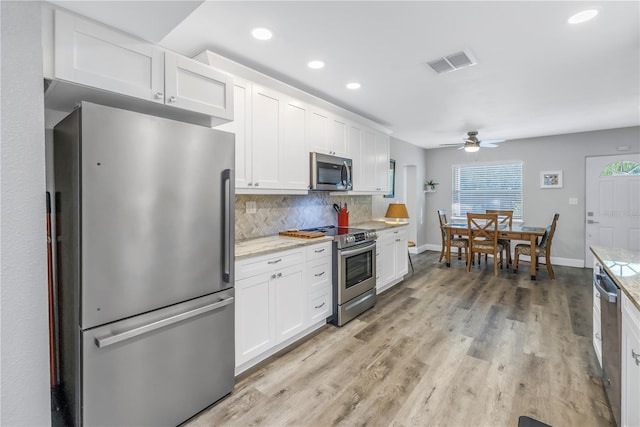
[422,126,640,266]
[372,137,428,249]
[1,1,51,425]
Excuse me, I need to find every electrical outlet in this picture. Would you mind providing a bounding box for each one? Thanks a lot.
[246,201,257,214]
[569,198,578,205]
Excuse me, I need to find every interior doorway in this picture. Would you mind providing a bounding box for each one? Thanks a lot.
[584,154,640,267]
[404,165,417,252]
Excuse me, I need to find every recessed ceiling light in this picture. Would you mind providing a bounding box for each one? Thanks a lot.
[568,9,598,24]
[308,60,325,69]
[346,82,361,90]
[251,28,272,40]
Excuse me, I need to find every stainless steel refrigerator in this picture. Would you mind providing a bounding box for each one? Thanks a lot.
[54,102,235,426]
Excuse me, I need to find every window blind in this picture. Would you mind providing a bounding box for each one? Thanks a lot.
[452,162,523,220]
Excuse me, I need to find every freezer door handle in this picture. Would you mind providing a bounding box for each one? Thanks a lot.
[95,296,234,348]
[222,168,235,284]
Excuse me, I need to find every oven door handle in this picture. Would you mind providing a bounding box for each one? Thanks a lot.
[340,241,376,257]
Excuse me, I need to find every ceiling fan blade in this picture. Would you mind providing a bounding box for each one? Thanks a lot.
[480,139,506,145]
[439,143,463,147]
[480,143,499,148]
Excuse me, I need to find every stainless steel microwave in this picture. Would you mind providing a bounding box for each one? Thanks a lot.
[309,152,353,191]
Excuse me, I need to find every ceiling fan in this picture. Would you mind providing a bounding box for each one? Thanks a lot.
[441,131,506,152]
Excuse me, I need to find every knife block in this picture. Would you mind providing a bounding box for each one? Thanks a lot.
[338,211,349,227]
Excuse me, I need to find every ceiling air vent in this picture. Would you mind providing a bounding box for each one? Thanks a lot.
[426,49,477,74]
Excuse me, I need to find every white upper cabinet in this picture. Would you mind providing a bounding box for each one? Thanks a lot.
[218,82,308,193]
[307,109,330,155]
[164,52,233,120]
[353,126,390,193]
[348,123,364,188]
[307,109,348,158]
[329,116,349,158]
[360,128,378,192]
[48,10,233,125]
[375,132,391,193]
[216,77,252,189]
[281,98,310,190]
[53,10,165,102]
[251,85,283,189]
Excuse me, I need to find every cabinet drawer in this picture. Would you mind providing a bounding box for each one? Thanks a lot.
[308,288,331,324]
[307,258,331,292]
[236,248,303,280]
[306,242,332,261]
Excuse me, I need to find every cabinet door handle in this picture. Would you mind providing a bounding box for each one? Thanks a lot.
[248,182,253,186]
[277,272,282,278]
[314,248,325,253]
[271,274,276,279]
[595,333,601,340]
[154,92,164,100]
[314,271,325,277]
[632,349,640,366]
[254,182,260,187]
[168,96,177,103]
[267,259,282,265]
[314,302,325,309]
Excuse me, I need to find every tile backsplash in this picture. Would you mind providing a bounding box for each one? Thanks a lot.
[235,193,372,240]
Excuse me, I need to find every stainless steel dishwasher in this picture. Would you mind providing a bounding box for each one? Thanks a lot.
[594,267,621,427]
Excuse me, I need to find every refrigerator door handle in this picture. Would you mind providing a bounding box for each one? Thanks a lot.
[222,168,235,284]
[95,296,234,348]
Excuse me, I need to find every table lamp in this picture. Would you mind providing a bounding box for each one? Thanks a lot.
[384,203,409,224]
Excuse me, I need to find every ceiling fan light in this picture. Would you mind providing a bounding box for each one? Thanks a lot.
[464,144,480,153]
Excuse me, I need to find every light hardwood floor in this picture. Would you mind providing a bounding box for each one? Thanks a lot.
[185,251,613,427]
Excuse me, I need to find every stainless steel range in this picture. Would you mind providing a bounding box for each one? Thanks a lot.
[301,226,377,326]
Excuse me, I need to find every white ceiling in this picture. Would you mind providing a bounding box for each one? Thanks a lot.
[53,1,640,149]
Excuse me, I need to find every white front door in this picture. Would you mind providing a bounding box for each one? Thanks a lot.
[585,154,640,267]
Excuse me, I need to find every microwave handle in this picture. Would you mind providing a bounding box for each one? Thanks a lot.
[342,161,352,189]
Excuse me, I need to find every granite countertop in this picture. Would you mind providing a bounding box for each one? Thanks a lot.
[590,246,640,311]
[353,220,409,232]
[235,221,408,259]
[235,235,334,259]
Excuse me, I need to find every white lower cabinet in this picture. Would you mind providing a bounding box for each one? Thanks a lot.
[376,227,408,293]
[622,293,640,427]
[235,272,274,365]
[274,265,306,343]
[235,242,332,372]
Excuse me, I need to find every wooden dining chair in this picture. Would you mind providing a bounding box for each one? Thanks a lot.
[466,213,504,277]
[514,213,560,279]
[437,210,468,263]
[486,209,513,265]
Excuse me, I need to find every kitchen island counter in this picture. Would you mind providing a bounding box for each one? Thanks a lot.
[591,246,640,311]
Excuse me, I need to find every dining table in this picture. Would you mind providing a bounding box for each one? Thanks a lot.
[442,222,547,280]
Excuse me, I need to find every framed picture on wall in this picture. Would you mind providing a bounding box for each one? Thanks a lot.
[540,170,563,188]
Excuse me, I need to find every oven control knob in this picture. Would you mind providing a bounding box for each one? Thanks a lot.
[346,236,355,243]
